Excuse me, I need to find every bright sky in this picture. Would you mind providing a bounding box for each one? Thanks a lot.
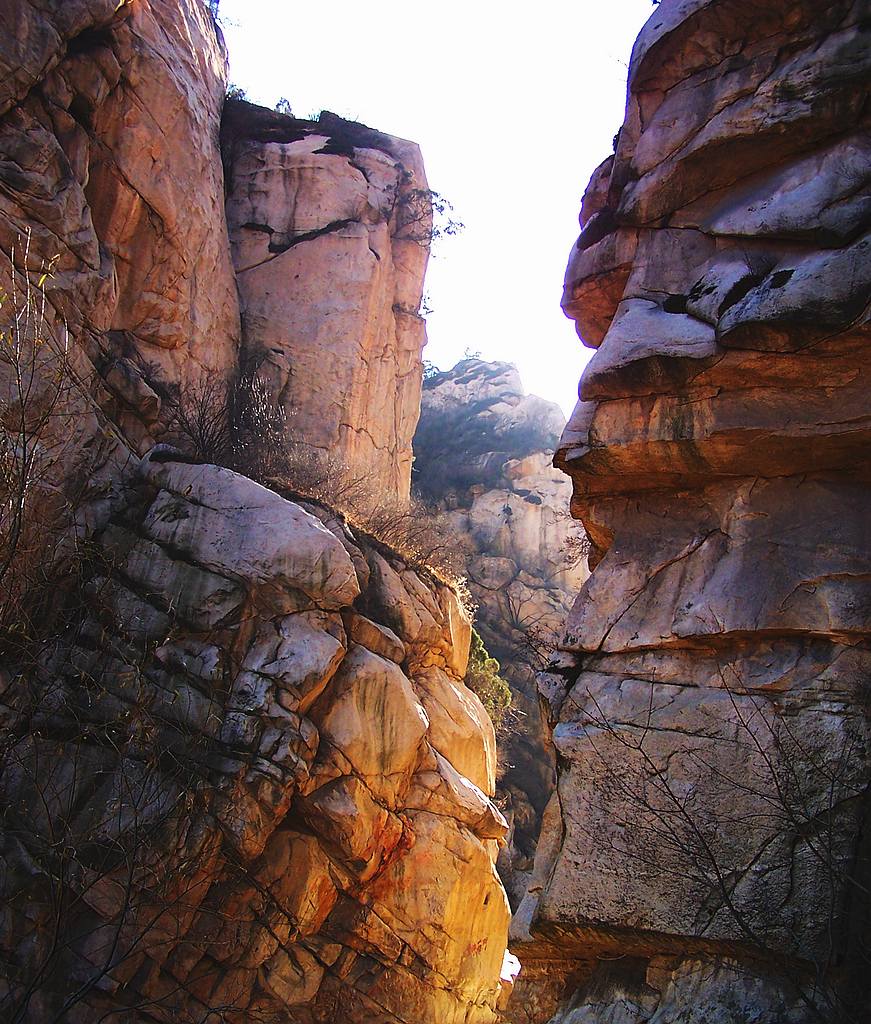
[218,0,656,417]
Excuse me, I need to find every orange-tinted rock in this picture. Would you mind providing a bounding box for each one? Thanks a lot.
[0,0,240,407]
[224,102,431,503]
[1,458,511,1023]
[0,5,508,1023]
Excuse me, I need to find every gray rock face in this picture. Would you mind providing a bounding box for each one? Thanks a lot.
[512,1,871,1022]
[414,360,589,908]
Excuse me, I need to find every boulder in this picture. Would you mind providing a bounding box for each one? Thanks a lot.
[140,456,360,609]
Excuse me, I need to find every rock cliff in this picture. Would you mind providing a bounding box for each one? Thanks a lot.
[223,102,430,503]
[414,360,589,906]
[0,0,428,503]
[514,2,871,1022]
[0,2,510,1021]
[0,0,239,451]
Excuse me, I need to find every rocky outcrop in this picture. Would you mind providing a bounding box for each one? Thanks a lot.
[0,0,240,455]
[1,454,511,1023]
[223,102,431,503]
[513,2,871,1022]
[414,360,589,906]
[0,3,507,1022]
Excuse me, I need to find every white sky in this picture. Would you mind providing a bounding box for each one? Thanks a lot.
[218,0,656,417]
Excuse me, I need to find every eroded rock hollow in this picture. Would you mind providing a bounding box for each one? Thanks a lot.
[513,2,871,1021]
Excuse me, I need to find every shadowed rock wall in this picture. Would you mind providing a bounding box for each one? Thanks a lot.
[511,1,871,1021]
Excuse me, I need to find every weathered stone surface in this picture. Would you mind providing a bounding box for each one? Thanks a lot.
[309,644,429,805]
[224,102,431,503]
[362,546,472,677]
[0,0,241,576]
[140,456,361,610]
[0,4,508,1021]
[0,0,239,432]
[414,666,497,796]
[540,958,810,1024]
[520,2,871,1022]
[1,452,510,1023]
[345,612,406,664]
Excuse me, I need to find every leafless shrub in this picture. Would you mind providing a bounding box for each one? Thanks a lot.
[266,443,470,588]
[159,369,472,593]
[0,236,94,659]
[361,493,469,581]
[160,371,287,480]
[230,373,289,481]
[391,172,463,249]
[161,375,234,465]
[572,664,870,1024]
[554,507,592,575]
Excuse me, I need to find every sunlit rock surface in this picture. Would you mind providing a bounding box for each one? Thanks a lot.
[2,455,511,1023]
[512,1,871,1021]
[224,101,431,503]
[414,359,589,907]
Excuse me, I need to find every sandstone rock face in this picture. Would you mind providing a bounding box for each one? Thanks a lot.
[414,360,589,906]
[0,1,431,513]
[224,102,431,503]
[517,2,871,1022]
[1,456,511,1023]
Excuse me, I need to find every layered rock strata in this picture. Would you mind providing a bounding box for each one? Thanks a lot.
[1,454,511,1023]
[223,101,431,503]
[513,1,871,1021]
[414,360,589,905]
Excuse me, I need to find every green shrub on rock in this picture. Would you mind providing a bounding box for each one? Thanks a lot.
[464,629,512,734]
